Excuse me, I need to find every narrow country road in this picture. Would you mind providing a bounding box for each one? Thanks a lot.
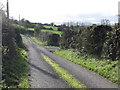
[22,35,69,88]
[22,35,118,88]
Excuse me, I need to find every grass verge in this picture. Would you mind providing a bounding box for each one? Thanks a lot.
[2,48,29,88]
[54,49,118,84]
[31,37,47,46]
[41,53,87,88]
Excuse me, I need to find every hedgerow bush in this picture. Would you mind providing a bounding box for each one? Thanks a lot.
[34,25,60,46]
[60,24,120,60]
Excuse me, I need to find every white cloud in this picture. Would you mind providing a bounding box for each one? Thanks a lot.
[88,18,97,21]
[0,0,119,24]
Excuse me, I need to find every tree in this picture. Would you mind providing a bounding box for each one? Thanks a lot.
[50,22,54,26]
[101,19,110,25]
[20,18,31,28]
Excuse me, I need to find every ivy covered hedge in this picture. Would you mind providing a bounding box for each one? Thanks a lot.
[60,24,120,60]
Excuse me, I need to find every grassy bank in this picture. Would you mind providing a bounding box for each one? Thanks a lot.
[41,53,87,88]
[2,48,29,88]
[54,49,118,84]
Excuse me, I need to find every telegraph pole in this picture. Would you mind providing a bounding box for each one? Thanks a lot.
[118,1,120,24]
[19,15,21,25]
[6,0,14,55]
[19,15,20,22]
[7,0,9,24]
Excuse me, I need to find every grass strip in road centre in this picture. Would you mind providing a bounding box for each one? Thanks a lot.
[41,53,87,89]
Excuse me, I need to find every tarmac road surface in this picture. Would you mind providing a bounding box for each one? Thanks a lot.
[22,35,118,88]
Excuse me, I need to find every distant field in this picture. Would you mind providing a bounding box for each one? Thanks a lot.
[41,29,62,35]
[13,24,62,35]
[12,24,25,29]
[44,25,58,31]
[13,24,35,31]
[27,28,35,31]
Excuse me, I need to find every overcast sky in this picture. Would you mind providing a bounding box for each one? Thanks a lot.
[0,0,119,24]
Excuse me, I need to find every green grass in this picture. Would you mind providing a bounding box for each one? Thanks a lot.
[2,48,29,88]
[44,25,58,31]
[41,53,87,88]
[13,24,35,32]
[41,29,62,35]
[31,36,47,46]
[12,24,25,29]
[27,28,35,31]
[13,24,61,35]
[54,49,118,84]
